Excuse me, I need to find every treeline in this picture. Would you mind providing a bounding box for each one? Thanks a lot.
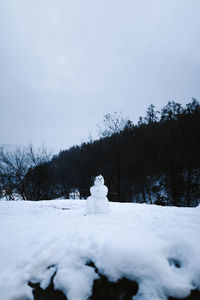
[1,99,200,206]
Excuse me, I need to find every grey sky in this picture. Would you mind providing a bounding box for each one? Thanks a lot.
[1,0,200,152]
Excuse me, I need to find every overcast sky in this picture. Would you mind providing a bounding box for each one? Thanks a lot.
[1,0,200,152]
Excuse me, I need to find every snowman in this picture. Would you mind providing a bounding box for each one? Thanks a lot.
[86,175,110,214]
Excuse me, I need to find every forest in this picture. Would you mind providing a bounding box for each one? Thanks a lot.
[1,98,200,207]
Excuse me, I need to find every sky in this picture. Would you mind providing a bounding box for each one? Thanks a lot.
[1,0,200,153]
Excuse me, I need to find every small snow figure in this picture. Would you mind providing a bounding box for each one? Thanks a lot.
[86,175,110,215]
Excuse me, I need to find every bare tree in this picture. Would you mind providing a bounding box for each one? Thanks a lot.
[98,111,131,138]
[97,112,132,202]
[0,144,51,200]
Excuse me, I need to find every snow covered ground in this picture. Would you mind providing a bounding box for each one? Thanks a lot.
[0,199,199,300]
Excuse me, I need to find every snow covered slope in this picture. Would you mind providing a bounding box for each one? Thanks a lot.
[0,200,199,300]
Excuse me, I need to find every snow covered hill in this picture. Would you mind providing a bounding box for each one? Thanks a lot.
[0,200,199,300]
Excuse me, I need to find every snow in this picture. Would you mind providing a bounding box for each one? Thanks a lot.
[86,175,110,214]
[0,199,200,300]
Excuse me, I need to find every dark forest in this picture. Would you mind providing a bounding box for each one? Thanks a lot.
[1,99,200,206]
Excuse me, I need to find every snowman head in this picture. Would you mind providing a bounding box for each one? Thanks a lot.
[94,175,104,186]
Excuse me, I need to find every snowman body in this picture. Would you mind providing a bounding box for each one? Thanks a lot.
[86,175,109,214]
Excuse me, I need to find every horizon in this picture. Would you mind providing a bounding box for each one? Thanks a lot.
[0,98,197,154]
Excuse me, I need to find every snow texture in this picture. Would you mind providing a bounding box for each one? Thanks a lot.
[0,199,200,300]
[86,175,110,214]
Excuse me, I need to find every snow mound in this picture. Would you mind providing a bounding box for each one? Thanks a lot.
[0,200,199,300]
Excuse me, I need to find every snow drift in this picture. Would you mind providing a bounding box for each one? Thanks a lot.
[0,200,199,300]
